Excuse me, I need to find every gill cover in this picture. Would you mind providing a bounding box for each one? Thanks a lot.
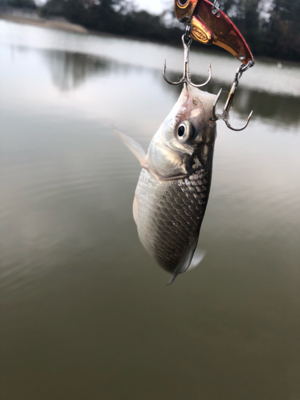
[174,0,254,65]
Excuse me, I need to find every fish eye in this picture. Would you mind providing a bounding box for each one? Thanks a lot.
[176,121,195,143]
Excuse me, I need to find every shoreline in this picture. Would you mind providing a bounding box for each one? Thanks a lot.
[0,12,88,34]
[1,12,299,67]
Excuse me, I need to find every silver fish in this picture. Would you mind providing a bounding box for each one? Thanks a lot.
[116,84,217,284]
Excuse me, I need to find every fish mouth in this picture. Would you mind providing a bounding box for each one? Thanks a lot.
[173,86,216,134]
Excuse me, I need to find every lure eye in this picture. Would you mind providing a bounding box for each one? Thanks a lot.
[177,0,190,8]
[176,121,195,143]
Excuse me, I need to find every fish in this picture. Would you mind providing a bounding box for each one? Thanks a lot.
[115,84,217,284]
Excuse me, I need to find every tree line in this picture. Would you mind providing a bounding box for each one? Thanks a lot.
[4,0,300,62]
[39,0,184,46]
[220,0,300,61]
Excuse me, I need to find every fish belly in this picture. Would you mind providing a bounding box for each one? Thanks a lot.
[134,168,212,273]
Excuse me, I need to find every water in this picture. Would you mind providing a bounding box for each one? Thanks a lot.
[1,21,300,400]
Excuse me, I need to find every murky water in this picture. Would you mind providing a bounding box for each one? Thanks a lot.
[1,21,300,400]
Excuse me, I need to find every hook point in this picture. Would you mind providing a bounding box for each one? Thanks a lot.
[211,88,222,121]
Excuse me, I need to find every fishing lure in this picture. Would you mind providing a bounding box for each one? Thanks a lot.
[168,0,255,131]
[116,0,255,284]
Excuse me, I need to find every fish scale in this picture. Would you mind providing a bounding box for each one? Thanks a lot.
[134,165,212,274]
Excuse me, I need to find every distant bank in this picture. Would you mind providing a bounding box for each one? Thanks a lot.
[0,9,182,46]
[1,8,299,67]
[0,10,87,34]
[0,10,171,43]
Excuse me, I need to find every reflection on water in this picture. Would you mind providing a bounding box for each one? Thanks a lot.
[46,50,108,91]
[33,45,300,128]
[166,71,300,128]
[1,20,300,400]
[1,19,300,97]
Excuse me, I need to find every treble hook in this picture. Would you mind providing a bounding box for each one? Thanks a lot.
[211,60,255,131]
[163,33,212,88]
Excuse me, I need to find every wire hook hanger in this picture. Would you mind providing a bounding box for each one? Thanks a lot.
[211,60,254,131]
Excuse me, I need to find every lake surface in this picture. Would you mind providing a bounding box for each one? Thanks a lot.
[1,20,300,400]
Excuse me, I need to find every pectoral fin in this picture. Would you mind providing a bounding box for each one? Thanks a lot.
[113,128,148,169]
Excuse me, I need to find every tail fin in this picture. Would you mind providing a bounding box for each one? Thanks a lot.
[167,273,179,286]
[166,248,206,286]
